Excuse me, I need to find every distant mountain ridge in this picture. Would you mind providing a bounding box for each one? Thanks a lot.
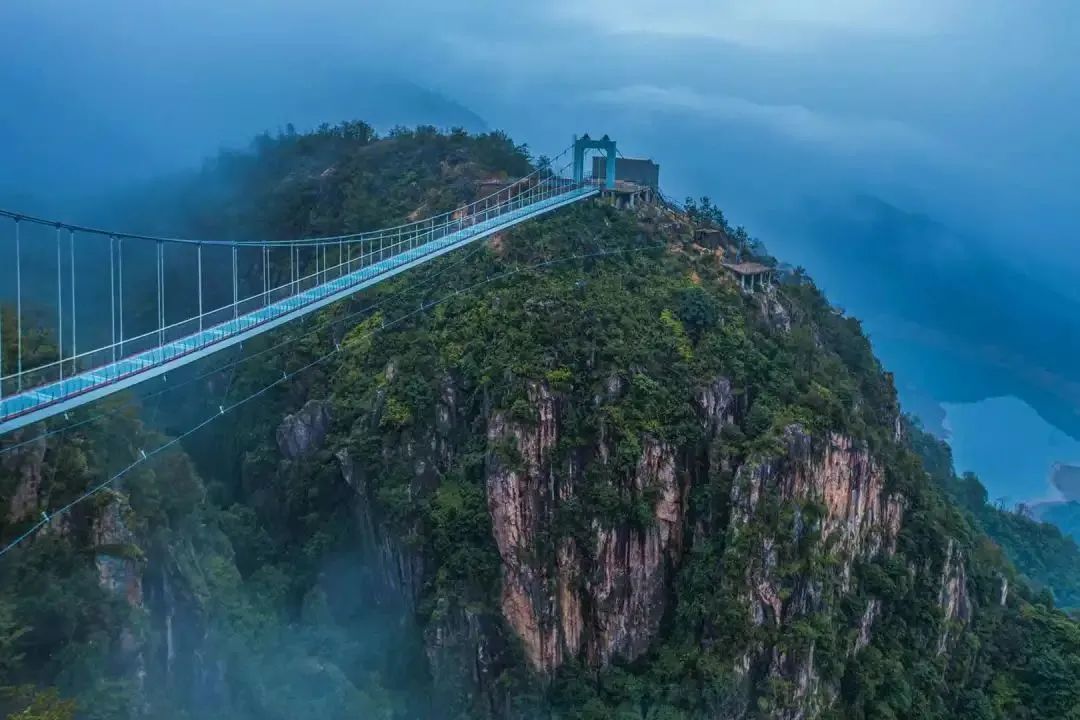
[0,76,488,218]
[781,193,1080,442]
[1025,464,1080,543]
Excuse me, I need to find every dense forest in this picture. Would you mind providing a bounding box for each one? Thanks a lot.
[2,123,1080,719]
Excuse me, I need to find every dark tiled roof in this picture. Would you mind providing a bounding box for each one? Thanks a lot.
[723,262,772,275]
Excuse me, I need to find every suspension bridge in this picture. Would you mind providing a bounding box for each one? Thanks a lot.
[0,135,620,434]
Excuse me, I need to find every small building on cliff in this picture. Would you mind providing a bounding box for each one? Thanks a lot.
[592,156,660,189]
[724,261,775,293]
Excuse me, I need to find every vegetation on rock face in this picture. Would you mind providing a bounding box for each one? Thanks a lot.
[1,123,1079,719]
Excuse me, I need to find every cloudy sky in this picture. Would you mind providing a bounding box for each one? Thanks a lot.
[4,0,1080,497]
[4,1,1077,259]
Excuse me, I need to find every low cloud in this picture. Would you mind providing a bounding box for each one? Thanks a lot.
[590,85,938,156]
[555,0,964,50]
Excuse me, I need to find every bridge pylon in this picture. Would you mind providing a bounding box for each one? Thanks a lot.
[573,134,617,189]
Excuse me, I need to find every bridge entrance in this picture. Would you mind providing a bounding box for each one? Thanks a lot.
[573,134,617,189]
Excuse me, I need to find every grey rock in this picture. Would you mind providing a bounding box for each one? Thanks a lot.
[276,400,331,459]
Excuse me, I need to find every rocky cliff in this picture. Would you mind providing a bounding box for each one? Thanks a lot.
[319,351,977,719]
[485,379,687,672]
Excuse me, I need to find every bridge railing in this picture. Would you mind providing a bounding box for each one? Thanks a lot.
[0,149,594,411]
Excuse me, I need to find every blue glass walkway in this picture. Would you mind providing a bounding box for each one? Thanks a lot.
[0,185,598,431]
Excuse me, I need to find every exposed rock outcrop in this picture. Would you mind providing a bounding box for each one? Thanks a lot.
[936,538,972,654]
[335,357,911,719]
[3,428,47,523]
[276,399,331,459]
[758,292,792,333]
[485,380,697,673]
[696,376,736,435]
[588,437,681,666]
[91,489,148,703]
[733,427,904,592]
[424,601,511,716]
[475,379,914,713]
[486,381,572,672]
[91,489,144,608]
[853,599,880,655]
[336,448,424,609]
[725,427,906,717]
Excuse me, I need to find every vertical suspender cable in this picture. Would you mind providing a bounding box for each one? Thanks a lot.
[263,245,269,305]
[56,226,63,381]
[117,237,124,358]
[157,241,164,349]
[232,245,238,318]
[197,242,204,333]
[14,219,22,390]
[69,230,76,373]
[109,235,116,364]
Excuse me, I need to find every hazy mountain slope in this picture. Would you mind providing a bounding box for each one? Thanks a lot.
[0,77,487,219]
[778,195,1080,445]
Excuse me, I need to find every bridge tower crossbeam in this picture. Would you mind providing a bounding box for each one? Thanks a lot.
[573,134,617,189]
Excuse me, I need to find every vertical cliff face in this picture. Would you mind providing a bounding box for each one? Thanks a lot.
[91,490,145,609]
[483,379,717,675]
[476,373,910,694]
[337,446,425,609]
[385,364,959,720]
[724,426,907,718]
[588,436,681,666]
[277,400,333,460]
[936,538,971,655]
[356,358,986,720]
[733,427,905,593]
[485,382,567,672]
